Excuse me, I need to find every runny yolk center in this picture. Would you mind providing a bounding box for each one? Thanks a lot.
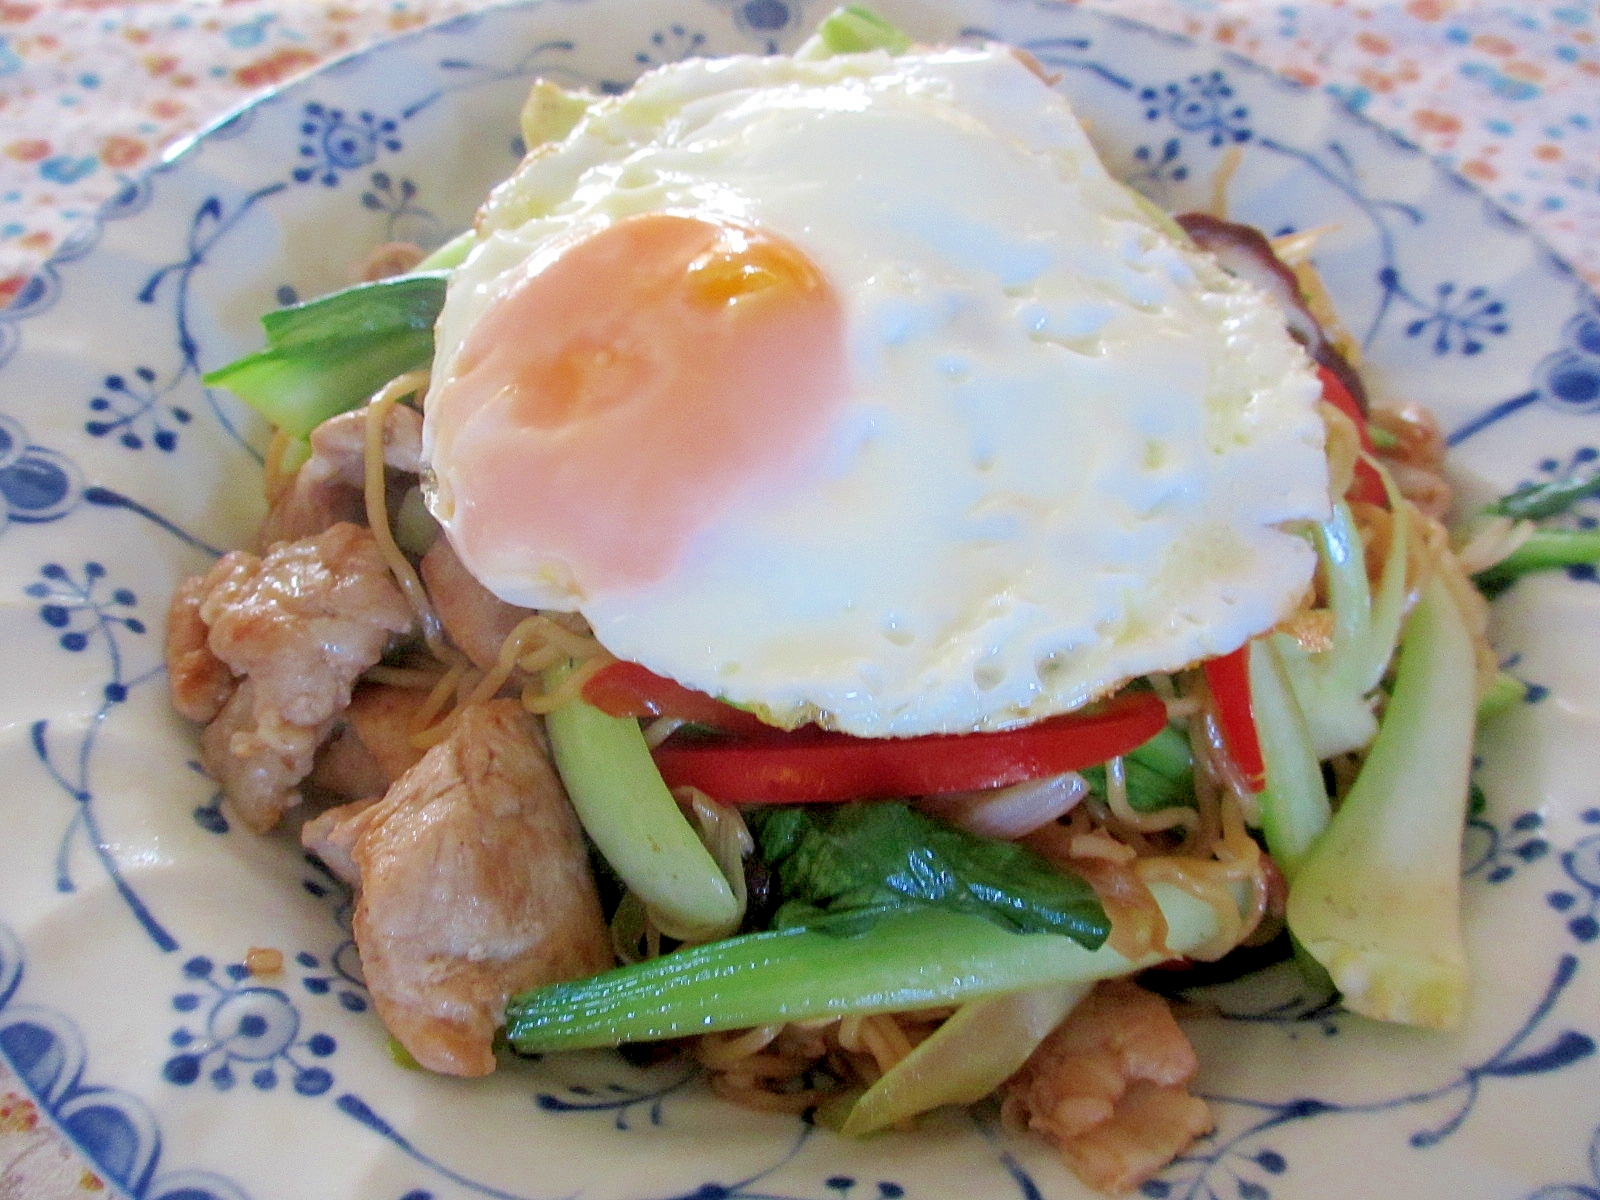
[430,212,850,601]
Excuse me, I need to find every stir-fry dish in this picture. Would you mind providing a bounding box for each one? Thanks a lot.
[168,8,1600,1193]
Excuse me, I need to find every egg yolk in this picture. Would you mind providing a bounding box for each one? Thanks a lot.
[428,213,849,601]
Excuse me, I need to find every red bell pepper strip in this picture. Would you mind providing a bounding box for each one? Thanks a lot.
[1317,364,1387,508]
[581,660,772,736]
[1201,644,1266,793]
[651,690,1168,804]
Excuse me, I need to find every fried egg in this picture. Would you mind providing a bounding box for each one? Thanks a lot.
[422,44,1331,736]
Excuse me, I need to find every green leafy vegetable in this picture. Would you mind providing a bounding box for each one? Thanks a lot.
[1469,462,1600,596]
[1365,423,1401,452]
[417,231,475,271]
[1248,636,1331,880]
[1080,724,1194,814]
[751,801,1109,947]
[1251,481,1410,879]
[202,271,447,438]
[1286,573,1477,1029]
[505,882,1230,1052]
[1275,495,1410,760]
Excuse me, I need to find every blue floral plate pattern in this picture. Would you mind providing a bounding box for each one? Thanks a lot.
[1,2,1598,1197]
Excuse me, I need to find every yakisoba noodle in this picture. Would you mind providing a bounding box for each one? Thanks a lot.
[699,1010,951,1115]
[172,22,1554,1195]
[337,356,1287,1115]
[352,379,619,749]
[671,639,1276,1105]
[363,370,449,659]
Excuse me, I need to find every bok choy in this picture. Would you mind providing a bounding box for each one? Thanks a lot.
[1286,572,1477,1028]
[505,881,1233,1053]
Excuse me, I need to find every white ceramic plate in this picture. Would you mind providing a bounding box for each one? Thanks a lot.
[3,2,1599,1197]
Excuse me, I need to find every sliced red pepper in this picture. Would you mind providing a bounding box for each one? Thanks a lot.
[581,659,772,736]
[1201,644,1266,793]
[651,690,1168,804]
[1317,364,1387,508]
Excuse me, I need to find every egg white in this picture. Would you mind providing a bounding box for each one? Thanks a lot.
[424,44,1331,736]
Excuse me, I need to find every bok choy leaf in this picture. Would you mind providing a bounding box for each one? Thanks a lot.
[751,801,1108,946]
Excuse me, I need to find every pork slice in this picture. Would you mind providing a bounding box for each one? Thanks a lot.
[301,795,378,889]
[419,536,534,671]
[201,680,335,834]
[200,523,415,729]
[189,523,416,830]
[1003,980,1212,1195]
[303,699,612,1076]
[306,683,433,803]
[259,403,423,547]
[166,573,235,723]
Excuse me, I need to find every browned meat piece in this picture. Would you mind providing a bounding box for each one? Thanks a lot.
[166,573,234,723]
[301,700,612,1077]
[307,683,433,802]
[345,683,431,782]
[1003,980,1212,1195]
[259,403,424,547]
[202,680,336,834]
[200,523,415,729]
[305,722,389,804]
[420,535,534,671]
[300,793,369,887]
[179,523,416,832]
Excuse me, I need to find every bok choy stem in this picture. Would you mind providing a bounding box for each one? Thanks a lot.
[1247,637,1330,880]
[838,982,1089,1136]
[1286,572,1476,1029]
[544,683,739,942]
[505,882,1233,1053]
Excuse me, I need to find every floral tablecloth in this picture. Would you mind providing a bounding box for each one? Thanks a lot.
[0,0,1597,1193]
[4,0,1599,307]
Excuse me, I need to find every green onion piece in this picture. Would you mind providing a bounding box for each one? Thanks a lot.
[505,882,1227,1053]
[544,688,739,941]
